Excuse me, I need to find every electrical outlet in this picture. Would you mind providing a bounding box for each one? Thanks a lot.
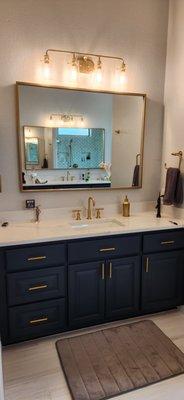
[25,199,35,209]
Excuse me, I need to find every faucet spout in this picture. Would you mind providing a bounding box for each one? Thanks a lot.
[87,197,95,220]
[35,205,41,223]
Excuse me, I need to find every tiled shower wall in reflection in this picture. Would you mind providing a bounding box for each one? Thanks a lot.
[56,129,104,169]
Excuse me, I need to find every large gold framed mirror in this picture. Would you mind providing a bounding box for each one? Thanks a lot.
[16,82,146,191]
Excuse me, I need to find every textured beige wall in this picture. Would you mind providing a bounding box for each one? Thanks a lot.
[162,0,184,210]
[0,0,168,211]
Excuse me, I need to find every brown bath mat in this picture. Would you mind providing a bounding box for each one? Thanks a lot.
[56,320,184,400]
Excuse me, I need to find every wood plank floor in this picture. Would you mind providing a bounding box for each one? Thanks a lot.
[3,309,184,400]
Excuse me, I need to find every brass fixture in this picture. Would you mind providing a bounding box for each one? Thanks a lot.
[28,285,48,291]
[50,113,84,123]
[29,317,48,325]
[87,196,95,219]
[99,247,116,252]
[101,263,105,280]
[145,257,149,273]
[165,151,183,170]
[161,240,175,245]
[42,48,127,81]
[35,204,41,223]
[28,255,46,261]
[72,209,82,220]
[136,153,141,165]
[122,195,130,217]
[95,207,104,219]
[78,56,95,73]
[109,262,113,279]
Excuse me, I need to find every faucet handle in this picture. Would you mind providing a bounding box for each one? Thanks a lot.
[95,208,104,219]
[72,209,82,221]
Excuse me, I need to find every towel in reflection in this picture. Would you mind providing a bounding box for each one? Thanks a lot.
[163,167,183,205]
[132,165,140,186]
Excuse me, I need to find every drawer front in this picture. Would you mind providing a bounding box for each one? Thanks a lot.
[7,266,66,306]
[6,243,66,272]
[143,230,184,253]
[9,298,66,341]
[68,235,141,264]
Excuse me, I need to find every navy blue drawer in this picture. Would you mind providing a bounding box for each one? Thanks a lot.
[68,235,141,264]
[143,230,184,253]
[9,298,66,341]
[6,243,66,272]
[7,266,66,306]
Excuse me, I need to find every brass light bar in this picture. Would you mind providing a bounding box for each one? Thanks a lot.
[43,48,126,74]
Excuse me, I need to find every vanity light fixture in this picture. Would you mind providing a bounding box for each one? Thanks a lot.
[42,52,51,79]
[70,53,78,82]
[95,57,102,83]
[119,61,127,84]
[50,113,84,126]
[42,49,127,87]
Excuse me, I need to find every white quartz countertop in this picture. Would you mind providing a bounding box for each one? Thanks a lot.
[0,212,183,247]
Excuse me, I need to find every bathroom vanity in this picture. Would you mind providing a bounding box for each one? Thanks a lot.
[0,217,184,345]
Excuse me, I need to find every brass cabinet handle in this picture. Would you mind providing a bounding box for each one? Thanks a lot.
[99,247,116,252]
[101,263,105,280]
[161,240,175,245]
[145,257,149,273]
[27,256,46,261]
[29,317,48,325]
[28,284,48,292]
[109,262,112,279]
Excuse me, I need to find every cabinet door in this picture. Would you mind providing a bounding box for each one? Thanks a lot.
[69,261,105,328]
[106,256,140,319]
[142,250,184,312]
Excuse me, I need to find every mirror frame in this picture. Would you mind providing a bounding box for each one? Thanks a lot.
[16,81,147,192]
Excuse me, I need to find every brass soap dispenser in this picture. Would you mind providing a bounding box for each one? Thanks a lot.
[122,195,130,217]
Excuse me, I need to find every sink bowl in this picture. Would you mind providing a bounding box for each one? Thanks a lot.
[12,218,124,231]
[70,219,124,229]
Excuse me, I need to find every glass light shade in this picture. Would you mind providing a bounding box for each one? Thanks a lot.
[42,62,51,80]
[113,68,128,89]
[70,64,78,82]
[95,67,102,84]
[119,69,128,85]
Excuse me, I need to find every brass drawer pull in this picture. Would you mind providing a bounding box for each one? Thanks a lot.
[99,247,116,252]
[109,262,112,279]
[145,257,149,273]
[27,256,46,261]
[29,317,48,325]
[161,240,175,245]
[28,284,48,291]
[101,263,105,280]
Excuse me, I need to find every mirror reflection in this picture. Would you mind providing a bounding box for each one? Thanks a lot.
[17,84,146,190]
[24,127,105,170]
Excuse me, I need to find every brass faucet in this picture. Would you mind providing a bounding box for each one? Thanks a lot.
[87,196,95,219]
[35,205,41,223]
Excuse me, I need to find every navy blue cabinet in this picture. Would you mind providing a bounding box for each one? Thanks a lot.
[69,256,141,328]
[106,256,140,319]
[68,261,105,327]
[142,250,184,312]
[7,266,66,306]
[9,298,66,341]
[1,229,184,345]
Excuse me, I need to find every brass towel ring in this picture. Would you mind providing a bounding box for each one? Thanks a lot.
[164,151,183,171]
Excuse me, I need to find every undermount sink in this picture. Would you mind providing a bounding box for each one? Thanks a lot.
[11,218,124,231]
[70,219,124,229]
